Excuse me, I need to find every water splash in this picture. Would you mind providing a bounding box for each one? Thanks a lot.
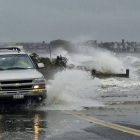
[42,69,104,110]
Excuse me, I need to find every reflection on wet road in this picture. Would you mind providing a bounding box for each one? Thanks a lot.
[0,108,47,140]
[0,105,91,140]
[0,100,140,140]
[34,114,40,140]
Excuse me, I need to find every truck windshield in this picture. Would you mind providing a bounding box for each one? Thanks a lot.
[0,54,35,70]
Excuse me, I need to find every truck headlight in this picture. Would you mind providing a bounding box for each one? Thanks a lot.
[33,84,46,89]
[33,78,46,83]
[33,85,40,89]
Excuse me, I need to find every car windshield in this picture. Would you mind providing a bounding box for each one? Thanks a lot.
[0,54,35,70]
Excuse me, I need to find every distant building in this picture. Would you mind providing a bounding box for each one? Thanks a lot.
[118,44,123,51]
[109,39,140,52]
[136,44,140,51]
[112,43,118,51]
[129,47,135,52]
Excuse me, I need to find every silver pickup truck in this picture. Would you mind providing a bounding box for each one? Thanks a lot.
[0,47,47,102]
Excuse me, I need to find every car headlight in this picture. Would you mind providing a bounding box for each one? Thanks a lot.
[33,78,46,83]
[33,84,46,89]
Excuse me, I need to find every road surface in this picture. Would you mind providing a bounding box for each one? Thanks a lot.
[0,100,140,140]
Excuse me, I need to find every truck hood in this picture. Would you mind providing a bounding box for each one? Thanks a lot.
[0,69,44,81]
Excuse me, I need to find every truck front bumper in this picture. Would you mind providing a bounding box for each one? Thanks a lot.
[0,89,47,101]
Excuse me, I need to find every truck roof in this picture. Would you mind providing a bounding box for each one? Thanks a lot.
[0,47,27,55]
[0,51,26,55]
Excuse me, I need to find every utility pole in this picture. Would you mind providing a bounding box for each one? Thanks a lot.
[49,44,51,61]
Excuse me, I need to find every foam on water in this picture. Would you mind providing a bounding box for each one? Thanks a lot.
[99,78,140,89]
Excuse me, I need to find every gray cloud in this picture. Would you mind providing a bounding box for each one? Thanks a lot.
[0,0,140,42]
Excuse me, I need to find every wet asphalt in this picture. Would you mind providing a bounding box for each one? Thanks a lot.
[0,101,140,140]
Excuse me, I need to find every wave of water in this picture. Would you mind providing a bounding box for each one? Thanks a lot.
[38,46,140,110]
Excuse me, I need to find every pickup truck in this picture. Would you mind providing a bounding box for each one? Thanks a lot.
[0,47,47,102]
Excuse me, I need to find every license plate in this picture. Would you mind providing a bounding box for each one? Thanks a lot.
[13,94,24,99]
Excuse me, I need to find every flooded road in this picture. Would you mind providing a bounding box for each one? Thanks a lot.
[0,101,140,140]
[0,105,93,140]
[1,50,140,139]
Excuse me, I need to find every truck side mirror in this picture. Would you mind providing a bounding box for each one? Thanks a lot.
[37,63,44,68]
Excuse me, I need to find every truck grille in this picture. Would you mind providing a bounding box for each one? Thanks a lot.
[1,80,33,84]
[2,85,32,91]
[0,80,33,91]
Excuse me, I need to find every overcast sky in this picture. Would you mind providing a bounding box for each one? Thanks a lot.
[0,0,140,43]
